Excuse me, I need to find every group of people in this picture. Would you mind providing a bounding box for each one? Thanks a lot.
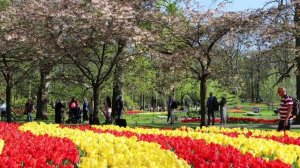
[206,87,297,131]
[0,86,296,132]
[0,95,124,124]
[166,93,227,125]
[206,92,227,125]
[0,98,35,122]
[53,95,124,124]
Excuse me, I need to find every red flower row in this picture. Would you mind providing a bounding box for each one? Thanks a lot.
[181,117,279,124]
[0,122,79,167]
[67,125,290,168]
[220,130,300,147]
[125,110,144,115]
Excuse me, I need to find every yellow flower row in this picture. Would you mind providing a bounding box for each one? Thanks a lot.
[19,122,189,168]
[92,125,300,166]
[0,139,4,155]
[193,126,300,139]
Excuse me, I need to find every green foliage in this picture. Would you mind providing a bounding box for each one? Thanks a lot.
[260,73,279,103]
[0,0,10,11]
[123,94,138,110]
[260,68,296,103]
[156,0,181,14]
[11,96,27,108]
[206,80,238,104]
[123,56,157,107]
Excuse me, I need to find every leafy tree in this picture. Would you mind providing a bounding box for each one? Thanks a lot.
[151,1,260,126]
[45,0,152,123]
[0,5,39,121]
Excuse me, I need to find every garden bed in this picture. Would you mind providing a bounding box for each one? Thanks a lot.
[1,122,294,167]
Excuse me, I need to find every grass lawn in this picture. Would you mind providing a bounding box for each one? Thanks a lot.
[13,102,294,132]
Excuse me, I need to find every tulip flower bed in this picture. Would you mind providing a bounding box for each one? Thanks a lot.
[0,122,79,167]
[181,117,279,124]
[0,122,299,167]
[193,126,300,147]
[228,109,245,113]
[125,110,144,115]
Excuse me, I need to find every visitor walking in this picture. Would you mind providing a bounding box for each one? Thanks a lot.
[116,96,123,119]
[206,92,218,125]
[54,99,65,124]
[82,98,89,123]
[104,96,112,124]
[0,101,6,121]
[219,96,227,125]
[25,98,34,122]
[277,87,293,131]
[88,97,94,124]
[167,95,177,124]
[68,97,80,123]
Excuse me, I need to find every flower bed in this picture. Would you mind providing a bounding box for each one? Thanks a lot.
[0,122,298,167]
[0,122,79,167]
[181,117,279,124]
[125,110,144,115]
[228,109,245,113]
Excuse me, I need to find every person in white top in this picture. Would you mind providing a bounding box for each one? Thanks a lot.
[104,96,112,123]
[0,102,6,121]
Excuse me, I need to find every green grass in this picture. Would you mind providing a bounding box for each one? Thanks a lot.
[12,102,290,132]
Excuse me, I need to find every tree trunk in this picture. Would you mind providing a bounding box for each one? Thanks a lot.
[36,68,51,120]
[92,85,100,124]
[112,63,123,120]
[256,80,260,103]
[131,86,135,105]
[139,94,142,110]
[200,78,207,127]
[180,92,184,110]
[5,80,12,122]
[251,77,255,102]
[142,93,145,110]
[295,2,300,124]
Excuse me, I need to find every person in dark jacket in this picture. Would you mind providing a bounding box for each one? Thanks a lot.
[167,95,177,124]
[25,98,34,122]
[219,96,227,125]
[206,92,218,125]
[82,98,89,122]
[54,99,65,123]
[116,96,124,119]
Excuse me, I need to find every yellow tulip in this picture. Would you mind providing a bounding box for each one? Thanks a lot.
[92,124,300,166]
[19,122,190,168]
[0,139,4,154]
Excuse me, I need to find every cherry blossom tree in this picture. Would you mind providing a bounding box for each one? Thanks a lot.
[151,1,262,126]
[18,0,154,123]
[0,5,39,122]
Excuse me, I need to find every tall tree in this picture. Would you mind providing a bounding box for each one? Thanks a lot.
[0,5,38,121]
[151,1,259,126]
[36,0,152,124]
[294,1,300,101]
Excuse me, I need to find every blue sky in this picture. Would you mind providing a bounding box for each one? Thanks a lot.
[200,0,269,11]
